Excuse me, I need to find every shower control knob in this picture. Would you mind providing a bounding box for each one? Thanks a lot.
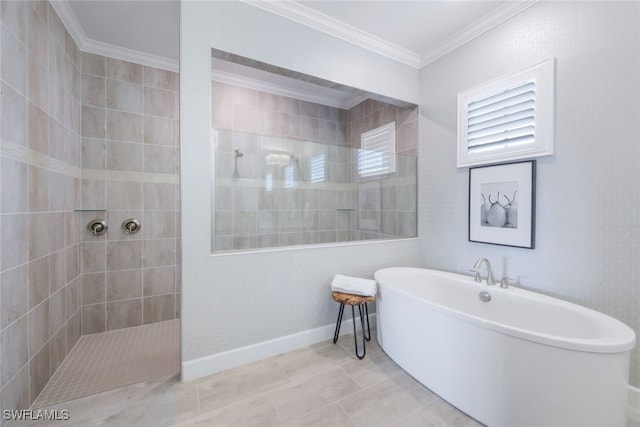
[122,218,141,234]
[87,219,108,236]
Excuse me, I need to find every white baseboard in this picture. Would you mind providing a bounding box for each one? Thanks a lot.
[181,313,376,382]
[629,385,640,422]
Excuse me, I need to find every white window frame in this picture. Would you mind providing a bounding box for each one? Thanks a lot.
[457,58,555,168]
[358,122,396,178]
[310,153,326,183]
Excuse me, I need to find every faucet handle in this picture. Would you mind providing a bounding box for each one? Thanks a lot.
[469,269,482,282]
[500,277,513,289]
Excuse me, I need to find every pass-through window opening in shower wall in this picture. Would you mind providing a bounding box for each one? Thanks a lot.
[210,50,418,253]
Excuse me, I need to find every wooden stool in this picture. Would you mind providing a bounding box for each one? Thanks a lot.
[332,291,375,359]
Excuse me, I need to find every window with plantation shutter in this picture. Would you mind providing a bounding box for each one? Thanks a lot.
[457,59,555,168]
[358,122,396,177]
[310,154,325,183]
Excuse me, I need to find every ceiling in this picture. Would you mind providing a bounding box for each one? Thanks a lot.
[60,0,537,70]
[55,0,536,106]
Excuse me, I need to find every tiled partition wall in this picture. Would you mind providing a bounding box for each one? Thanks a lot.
[0,1,82,414]
[212,80,418,251]
[79,53,181,334]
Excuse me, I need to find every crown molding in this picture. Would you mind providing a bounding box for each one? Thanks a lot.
[419,0,540,67]
[50,0,178,72]
[245,0,422,69]
[211,68,365,110]
[53,0,538,74]
[49,0,87,49]
[246,0,539,71]
[81,39,178,73]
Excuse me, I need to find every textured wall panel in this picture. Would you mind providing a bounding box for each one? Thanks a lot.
[419,1,640,386]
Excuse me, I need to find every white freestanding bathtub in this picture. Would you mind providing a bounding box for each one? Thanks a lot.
[374,267,636,427]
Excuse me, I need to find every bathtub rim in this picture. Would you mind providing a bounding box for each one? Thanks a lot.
[375,267,636,354]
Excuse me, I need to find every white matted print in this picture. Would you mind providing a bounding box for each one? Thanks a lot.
[469,160,535,248]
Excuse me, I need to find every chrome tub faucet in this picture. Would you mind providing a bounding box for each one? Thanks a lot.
[472,258,495,286]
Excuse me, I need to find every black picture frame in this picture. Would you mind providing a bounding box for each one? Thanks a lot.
[468,160,536,249]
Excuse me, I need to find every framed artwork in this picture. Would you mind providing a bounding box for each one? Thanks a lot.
[469,160,536,249]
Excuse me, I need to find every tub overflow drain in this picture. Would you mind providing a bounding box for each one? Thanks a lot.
[478,291,491,302]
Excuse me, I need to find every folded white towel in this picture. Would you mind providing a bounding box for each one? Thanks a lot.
[331,274,377,297]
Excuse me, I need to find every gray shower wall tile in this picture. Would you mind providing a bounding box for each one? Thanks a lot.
[143,66,178,91]
[27,54,50,115]
[143,238,177,268]
[143,115,178,146]
[65,244,80,282]
[1,213,29,271]
[29,256,49,309]
[1,157,29,213]
[1,81,28,147]
[106,110,142,142]
[0,264,29,330]
[81,52,106,77]
[257,107,281,135]
[80,179,106,210]
[106,269,143,302]
[29,343,51,403]
[2,23,27,95]
[26,2,48,66]
[49,250,66,294]
[143,266,175,297]
[1,0,28,45]
[107,140,143,172]
[28,165,49,212]
[143,145,176,174]
[28,100,49,154]
[81,137,106,169]
[143,86,178,119]
[232,104,258,133]
[82,272,106,305]
[106,299,142,331]
[0,315,29,388]
[106,181,142,210]
[28,212,50,260]
[29,300,50,357]
[142,211,177,239]
[107,78,142,113]
[81,74,105,108]
[81,303,105,335]
[81,105,105,138]
[49,287,66,336]
[49,326,66,377]
[143,182,176,211]
[0,364,30,413]
[65,312,81,351]
[82,241,106,274]
[65,277,81,320]
[106,240,143,271]
[143,294,176,324]
[106,58,142,84]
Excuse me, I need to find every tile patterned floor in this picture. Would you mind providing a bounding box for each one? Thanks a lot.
[13,331,486,427]
[32,319,180,409]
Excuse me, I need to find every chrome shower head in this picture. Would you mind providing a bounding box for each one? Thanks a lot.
[234,148,244,158]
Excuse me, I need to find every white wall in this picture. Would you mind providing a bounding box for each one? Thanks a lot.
[419,1,640,386]
[180,1,421,376]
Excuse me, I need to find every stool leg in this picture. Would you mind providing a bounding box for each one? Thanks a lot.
[362,302,371,342]
[352,305,366,359]
[333,303,345,344]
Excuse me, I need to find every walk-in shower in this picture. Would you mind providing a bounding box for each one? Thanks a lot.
[211,51,419,253]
